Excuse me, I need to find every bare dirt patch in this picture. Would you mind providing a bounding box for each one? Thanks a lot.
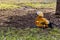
[0,8,59,28]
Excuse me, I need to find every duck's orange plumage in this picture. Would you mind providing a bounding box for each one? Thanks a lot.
[35,11,49,28]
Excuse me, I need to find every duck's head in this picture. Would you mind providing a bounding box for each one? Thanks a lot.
[37,11,44,17]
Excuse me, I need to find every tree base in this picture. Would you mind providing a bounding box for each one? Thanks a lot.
[54,13,60,18]
[55,12,60,15]
[55,15,60,18]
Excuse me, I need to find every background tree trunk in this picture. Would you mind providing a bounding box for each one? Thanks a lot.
[56,0,60,15]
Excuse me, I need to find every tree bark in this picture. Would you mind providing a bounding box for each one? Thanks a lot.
[55,0,60,15]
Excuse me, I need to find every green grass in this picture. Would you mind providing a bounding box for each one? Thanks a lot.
[0,3,20,9]
[0,2,57,40]
[0,27,60,40]
[24,2,56,9]
[0,2,56,9]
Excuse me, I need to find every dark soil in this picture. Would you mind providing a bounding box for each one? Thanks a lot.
[0,8,60,28]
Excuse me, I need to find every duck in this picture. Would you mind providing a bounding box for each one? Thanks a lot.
[35,11,53,28]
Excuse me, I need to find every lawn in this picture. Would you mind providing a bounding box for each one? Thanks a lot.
[0,2,59,40]
[0,2,56,9]
[0,3,20,9]
[24,2,56,9]
[0,27,60,40]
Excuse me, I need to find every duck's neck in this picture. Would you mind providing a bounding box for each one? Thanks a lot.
[38,16,43,18]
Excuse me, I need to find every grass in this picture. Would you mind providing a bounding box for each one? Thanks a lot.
[0,2,57,40]
[0,27,60,40]
[24,2,56,9]
[0,3,20,9]
[0,2,56,9]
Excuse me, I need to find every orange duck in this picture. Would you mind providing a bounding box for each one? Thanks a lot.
[35,11,53,28]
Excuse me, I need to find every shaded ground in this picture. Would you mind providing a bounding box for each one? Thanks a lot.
[0,8,60,28]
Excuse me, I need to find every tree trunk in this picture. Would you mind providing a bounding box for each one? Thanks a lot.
[55,0,60,15]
